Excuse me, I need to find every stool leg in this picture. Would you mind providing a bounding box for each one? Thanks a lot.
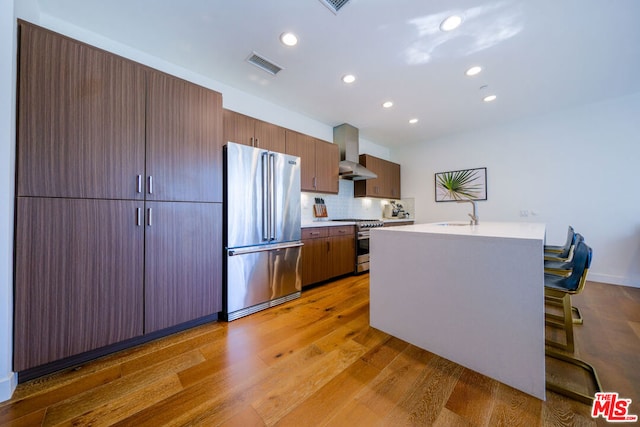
[545,291,575,352]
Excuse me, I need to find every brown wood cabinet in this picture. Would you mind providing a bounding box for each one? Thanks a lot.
[354,154,401,199]
[14,21,224,372]
[301,228,329,286]
[315,139,340,194]
[285,130,339,194]
[14,198,144,371]
[301,226,355,287]
[327,227,356,278]
[17,22,146,200]
[223,109,286,153]
[147,72,223,203]
[144,202,222,333]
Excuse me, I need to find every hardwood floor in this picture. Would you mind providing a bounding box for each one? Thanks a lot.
[1,275,638,426]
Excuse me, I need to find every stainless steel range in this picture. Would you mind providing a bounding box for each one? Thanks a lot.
[332,219,384,273]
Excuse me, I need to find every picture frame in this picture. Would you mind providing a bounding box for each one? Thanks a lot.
[435,167,487,202]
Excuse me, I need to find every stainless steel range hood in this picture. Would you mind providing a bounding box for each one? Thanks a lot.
[333,123,377,180]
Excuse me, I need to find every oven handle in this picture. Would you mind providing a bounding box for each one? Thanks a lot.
[357,231,370,240]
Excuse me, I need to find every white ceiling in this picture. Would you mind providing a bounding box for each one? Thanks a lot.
[37,0,640,147]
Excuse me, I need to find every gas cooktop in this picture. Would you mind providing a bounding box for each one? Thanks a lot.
[332,218,384,228]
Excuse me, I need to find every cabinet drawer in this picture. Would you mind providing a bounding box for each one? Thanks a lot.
[302,227,329,239]
[329,225,354,237]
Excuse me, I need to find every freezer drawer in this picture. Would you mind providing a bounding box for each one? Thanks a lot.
[226,243,302,320]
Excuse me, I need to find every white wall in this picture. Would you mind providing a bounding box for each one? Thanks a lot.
[395,92,640,288]
[0,0,18,402]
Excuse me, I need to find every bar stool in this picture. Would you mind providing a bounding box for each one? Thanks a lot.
[545,234,584,324]
[544,225,574,256]
[544,240,602,404]
[544,240,590,351]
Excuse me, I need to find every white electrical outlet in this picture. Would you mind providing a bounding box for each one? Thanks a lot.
[520,210,529,217]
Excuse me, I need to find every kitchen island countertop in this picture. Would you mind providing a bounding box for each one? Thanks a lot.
[369,221,547,400]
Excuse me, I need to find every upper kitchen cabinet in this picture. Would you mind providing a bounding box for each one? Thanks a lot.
[223,109,286,153]
[285,130,339,194]
[315,139,340,194]
[354,154,401,199]
[17,22,146,200]
[147,72,223,203]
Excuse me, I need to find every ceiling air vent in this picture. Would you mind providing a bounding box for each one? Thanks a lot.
[318,0,351,14]
[247,52,283,76]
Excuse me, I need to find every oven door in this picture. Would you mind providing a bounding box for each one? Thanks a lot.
[356,230,370,272]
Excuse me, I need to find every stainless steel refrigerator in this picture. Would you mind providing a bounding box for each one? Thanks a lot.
[223,142,302,321]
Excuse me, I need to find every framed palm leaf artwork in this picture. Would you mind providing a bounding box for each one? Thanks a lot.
[435,167,487,202]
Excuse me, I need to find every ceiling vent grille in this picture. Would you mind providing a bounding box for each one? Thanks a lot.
[318,0,351,14]
[247,52,283,75]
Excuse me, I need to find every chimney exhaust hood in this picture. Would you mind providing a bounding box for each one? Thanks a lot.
[333,123,377,180]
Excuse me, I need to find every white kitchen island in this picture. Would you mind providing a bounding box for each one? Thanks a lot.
[370,221,546,400]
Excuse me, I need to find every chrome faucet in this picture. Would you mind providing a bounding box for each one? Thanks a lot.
[457,199,478,225]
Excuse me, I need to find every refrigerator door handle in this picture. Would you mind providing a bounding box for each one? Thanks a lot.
[269,153,276,241]
[228,241,304,256]
[261,151,269,241]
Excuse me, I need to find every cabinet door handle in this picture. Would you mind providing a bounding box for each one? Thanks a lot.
[136,208,142,226]
[148,175,153,194]
[250,137,255,147]
[313,177,317,189]
[255,138,259,148]
[147,208,152,226]
[137,175,143,193]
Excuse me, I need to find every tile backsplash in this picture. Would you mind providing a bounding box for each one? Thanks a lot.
[301,179,414,223]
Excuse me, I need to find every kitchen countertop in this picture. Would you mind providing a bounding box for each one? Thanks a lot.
[301,221,356,228]
[375,221,543,239]
[302,218,414,228]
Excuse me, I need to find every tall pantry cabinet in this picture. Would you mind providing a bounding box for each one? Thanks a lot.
[14,21,223,372]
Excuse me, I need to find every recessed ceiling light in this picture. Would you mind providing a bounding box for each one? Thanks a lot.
[280,32,298,47]
[342,74,356,84]
[483,94,497,102]
[382,101,393,108]
[465,66,482,76]
[409,118,419,124]
[440,15,462,32]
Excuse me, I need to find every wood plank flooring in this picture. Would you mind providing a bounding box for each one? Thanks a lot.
[1,275,638,426]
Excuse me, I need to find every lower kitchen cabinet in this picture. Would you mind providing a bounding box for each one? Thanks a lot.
[301,225,355,287]
[144,201,222,333]
[327,231,356,278]
[13,197,223,371]
[14,197,145,371]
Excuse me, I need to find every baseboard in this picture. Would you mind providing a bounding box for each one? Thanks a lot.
[588,272,639,288]
[0,371,17,403]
